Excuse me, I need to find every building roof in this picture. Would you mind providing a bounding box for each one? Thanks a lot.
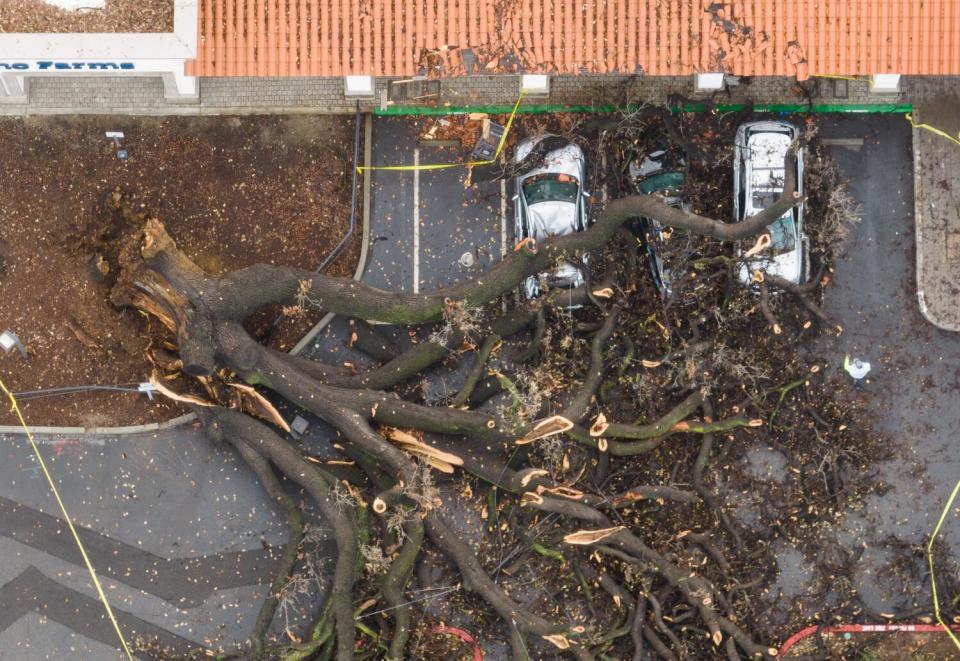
[187,0,960,79]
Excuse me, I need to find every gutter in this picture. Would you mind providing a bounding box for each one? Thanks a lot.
[0,111,374,436]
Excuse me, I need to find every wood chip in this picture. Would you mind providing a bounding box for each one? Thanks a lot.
[515,415,574,445]
[563,526,626,546]
[542,634,570,650]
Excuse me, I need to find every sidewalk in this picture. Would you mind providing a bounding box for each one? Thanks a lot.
[913,94,960,331]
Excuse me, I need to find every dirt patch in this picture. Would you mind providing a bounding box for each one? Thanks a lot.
[0,0,172,32]
[0,115,359,426]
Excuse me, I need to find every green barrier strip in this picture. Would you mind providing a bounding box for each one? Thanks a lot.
[375,101,913,117]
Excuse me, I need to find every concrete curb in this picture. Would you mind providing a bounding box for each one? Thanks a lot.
[2,113,374,437]
[912,108,960,332]
[291,112,373,355]
[0,413,198,437]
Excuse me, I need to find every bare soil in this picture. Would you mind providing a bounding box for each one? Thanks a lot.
[0,115,359,427]
[0,0,172,33]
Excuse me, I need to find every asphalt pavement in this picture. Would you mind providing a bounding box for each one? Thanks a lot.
[363,117,507,293]
[0,427,305,659]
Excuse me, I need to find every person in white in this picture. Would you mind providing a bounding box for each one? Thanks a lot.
[844,355,871,388]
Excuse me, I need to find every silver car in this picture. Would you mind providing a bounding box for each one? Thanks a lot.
[513,135,590,300]
[733,120,807,285]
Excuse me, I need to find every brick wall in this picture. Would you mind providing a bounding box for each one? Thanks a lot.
[0,72,938,116]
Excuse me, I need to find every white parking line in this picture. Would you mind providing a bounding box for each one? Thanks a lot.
[500,178,507,257]
[413,148,420,293]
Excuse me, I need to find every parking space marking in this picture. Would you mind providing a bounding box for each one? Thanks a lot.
[500,179,508,257]
[413,148,420,293]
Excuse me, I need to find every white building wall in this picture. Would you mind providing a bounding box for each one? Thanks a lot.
[0,0,198,100]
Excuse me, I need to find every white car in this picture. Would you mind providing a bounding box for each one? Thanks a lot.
[732,121,806,285]
[513,135,591,300]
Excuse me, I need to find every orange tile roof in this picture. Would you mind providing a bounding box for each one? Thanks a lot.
[187,1,960,79]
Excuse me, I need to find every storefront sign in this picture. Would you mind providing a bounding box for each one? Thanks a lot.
[0,61,135,71]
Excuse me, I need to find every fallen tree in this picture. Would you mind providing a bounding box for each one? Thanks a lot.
[105,134,849,661]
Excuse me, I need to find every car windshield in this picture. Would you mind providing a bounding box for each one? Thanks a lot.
[523,174,579,204]
[765,213,797,255]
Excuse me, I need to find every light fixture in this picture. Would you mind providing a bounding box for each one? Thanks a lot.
[520,74,550,96]
[344,76,376,99]
[695,73,725,92]
[869,74,901,94]
[0,330,27,358]
[105,131,128,159]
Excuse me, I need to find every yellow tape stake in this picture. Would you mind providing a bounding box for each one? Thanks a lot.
[928,476,960,652]
[906,112,960,148]
[0,378,134,661]
[357,93,525,173]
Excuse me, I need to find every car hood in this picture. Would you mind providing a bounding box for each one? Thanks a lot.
[736,249,802,285]
[516,137,584,180]
[527,200,577,242]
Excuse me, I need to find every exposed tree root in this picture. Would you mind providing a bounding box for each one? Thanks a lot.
[231,441,305,660]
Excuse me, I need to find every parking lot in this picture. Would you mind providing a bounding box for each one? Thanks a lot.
[364,117,509,294]
[353,112,960,635]
[2,111,959,657]
[731,114,960,624]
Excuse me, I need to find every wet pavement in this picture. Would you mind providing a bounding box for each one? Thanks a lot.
[363,117,507,294]
[0,427,296,659]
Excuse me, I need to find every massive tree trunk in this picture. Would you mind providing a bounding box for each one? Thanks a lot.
[109,174,805,659]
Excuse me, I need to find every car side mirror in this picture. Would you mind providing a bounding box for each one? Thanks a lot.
[512,194,519,201]
[582,192,590,198]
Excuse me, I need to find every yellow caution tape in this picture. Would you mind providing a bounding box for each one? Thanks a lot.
[906,112,960,147]
[928,476,960,652]
[357,93,524,173]
[0,378,134,661]
[812,74,864,82]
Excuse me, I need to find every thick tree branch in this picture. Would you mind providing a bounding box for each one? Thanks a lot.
[561,305,622,423]
[380,519,424,660]
[231,441,304,660]
[452,333,501,407]
[196,407,359,661]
